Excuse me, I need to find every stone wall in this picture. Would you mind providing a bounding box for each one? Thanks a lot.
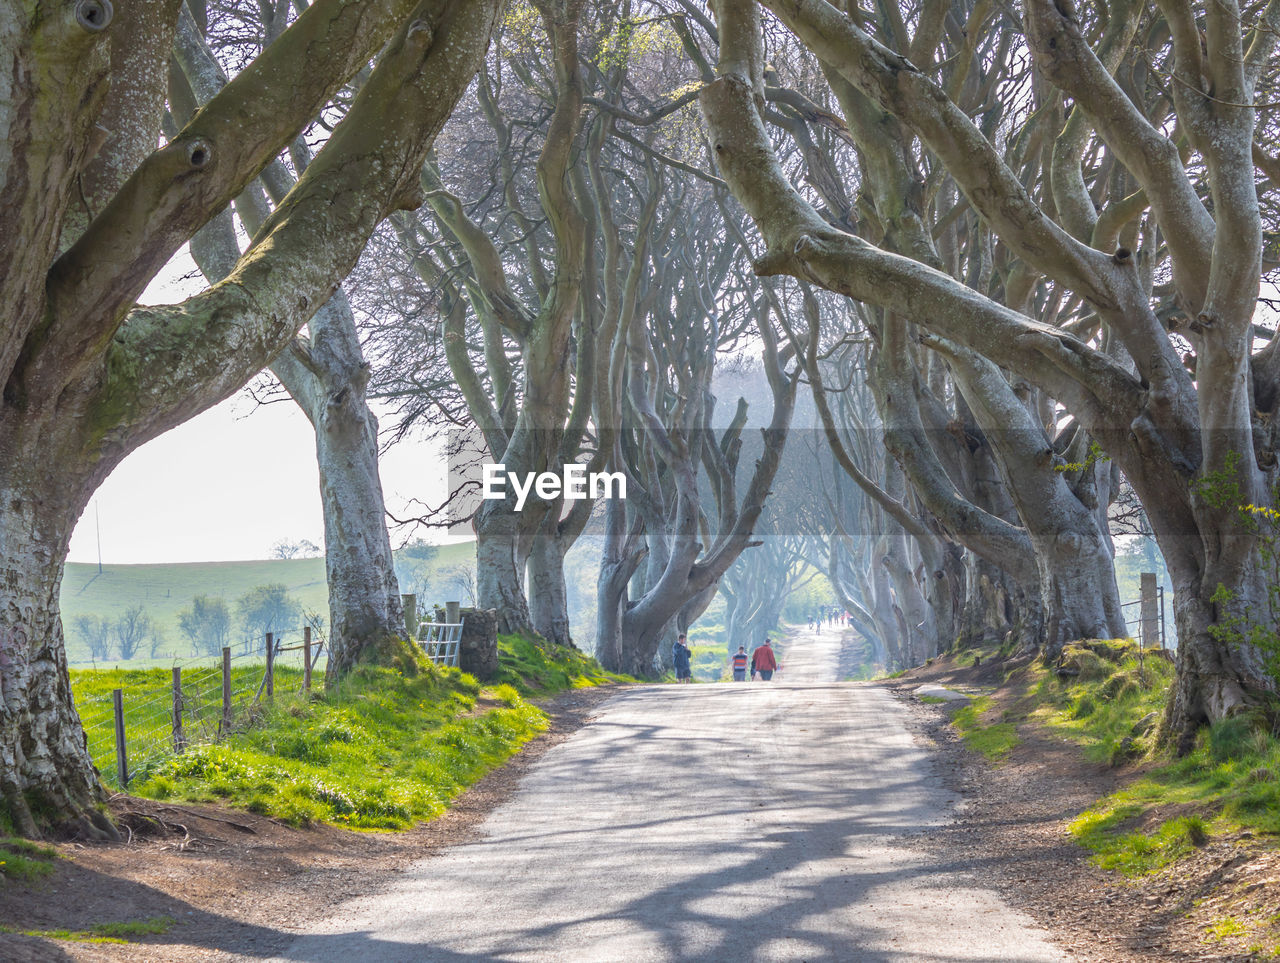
[458,607,500,680]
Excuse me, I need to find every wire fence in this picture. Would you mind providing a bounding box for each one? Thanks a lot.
[78,627,327,790]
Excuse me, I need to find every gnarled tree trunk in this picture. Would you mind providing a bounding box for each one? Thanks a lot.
[0,423,117,839]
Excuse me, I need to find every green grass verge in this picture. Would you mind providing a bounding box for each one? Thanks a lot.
[0,917,174,944]
[689,645,725,681]
[72,663,307,789]
[0,837,58,883]
[127,664,544,829]
[493,633,631,694]
[950,696,1020,760]
[71,633,623,830]
[985,639,1280,878]
[1069,806,1208,874]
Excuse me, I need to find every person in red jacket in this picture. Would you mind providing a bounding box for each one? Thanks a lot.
[750,639,779,681]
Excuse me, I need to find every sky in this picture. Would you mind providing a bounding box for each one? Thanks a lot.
[65,393,449,565]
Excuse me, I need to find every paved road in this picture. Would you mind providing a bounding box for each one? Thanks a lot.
[774,621,847,683]
[271,638,1067,962]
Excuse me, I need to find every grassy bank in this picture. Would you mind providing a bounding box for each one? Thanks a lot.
[70,635,623,830]
[937,640,1280,878]
[929,640,1280,956]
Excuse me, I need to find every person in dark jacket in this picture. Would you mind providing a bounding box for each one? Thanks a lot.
[673,633,693,683]
[750,639,779,681]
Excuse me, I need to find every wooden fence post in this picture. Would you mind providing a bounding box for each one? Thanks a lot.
[112,688,128,788]
[172,666,186,754]
[265,632,274,701]
[221,647,232,734]
[303,626,312,695]
[1140,572,1158,650]
[402,594,417,640]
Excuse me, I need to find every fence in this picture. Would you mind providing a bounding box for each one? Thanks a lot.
[1119,571,1170,649]
[79,627,326,789]
[403,594,464,668]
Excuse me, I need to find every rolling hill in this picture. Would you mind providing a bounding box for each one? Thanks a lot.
[59,542,476,667]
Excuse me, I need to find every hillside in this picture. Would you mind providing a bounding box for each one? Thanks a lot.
[59,543,476,666]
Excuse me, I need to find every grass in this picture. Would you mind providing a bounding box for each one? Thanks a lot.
[689,644,726,681]
[80,633,619,829]
[71,663,310,789]
[0,917,174,944]
[0,837,58,883]
[492,633,629,694]
[946,638,1280,879]
[918,695,948,705]
[1028,641,1280,876]
[950,696,1020,760]
[1205,917,1249,941]
[128,664,544,828]
[1069,806,1208,874]
[1065,714,1280,874]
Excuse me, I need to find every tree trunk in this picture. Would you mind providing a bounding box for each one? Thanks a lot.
[1159,514,1278,747]
[475,499,533,635]
[1164,586,1265,751]
[0,429,117,840]
[619,606,671,678]
[312,386,403,678]
[267,299,406,681]
[527,530,573,647]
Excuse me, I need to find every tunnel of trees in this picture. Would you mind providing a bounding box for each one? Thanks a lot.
[3,0,1280,834]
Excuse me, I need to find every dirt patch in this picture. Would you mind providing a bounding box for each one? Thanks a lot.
[886,656,1280,962]
[0,685,622,962]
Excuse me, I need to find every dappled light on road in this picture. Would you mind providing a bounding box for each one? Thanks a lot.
[272,679,1066,962]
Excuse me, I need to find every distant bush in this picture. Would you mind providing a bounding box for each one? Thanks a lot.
[178,595,232,657]
[236,584,302,652]
[71,614,113,662]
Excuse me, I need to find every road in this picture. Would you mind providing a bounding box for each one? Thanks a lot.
[270,628,1067,962]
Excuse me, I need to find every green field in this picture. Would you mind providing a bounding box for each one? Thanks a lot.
[60,543,476,667]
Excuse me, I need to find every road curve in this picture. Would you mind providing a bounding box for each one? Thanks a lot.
[269,671,1067,962]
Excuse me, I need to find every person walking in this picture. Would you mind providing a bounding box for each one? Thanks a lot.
[730,645,749,681]
[750,639,779,681]
[673,634,693,683]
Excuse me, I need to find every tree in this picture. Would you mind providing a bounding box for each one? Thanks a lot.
[71,616,113,663]
[178,595,232,657]
[236,584,302,651]
[403,0,592,639]
[0,0,498,835]
[699,0,1280,743]
[171,6,412,681]
[594,221,800,674]
[270,539,321,560]
[441,564,479,607]
[113,606,155,661]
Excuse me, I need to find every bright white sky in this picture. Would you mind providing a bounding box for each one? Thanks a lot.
[65,395,447,564]
[65,247,450,565]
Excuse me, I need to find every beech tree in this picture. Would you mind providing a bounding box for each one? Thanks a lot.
[680,4,1128,658]
[0,0,497,836]
[171,4,406,678]
[594,183,799,675]
[701,0,1280,742]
